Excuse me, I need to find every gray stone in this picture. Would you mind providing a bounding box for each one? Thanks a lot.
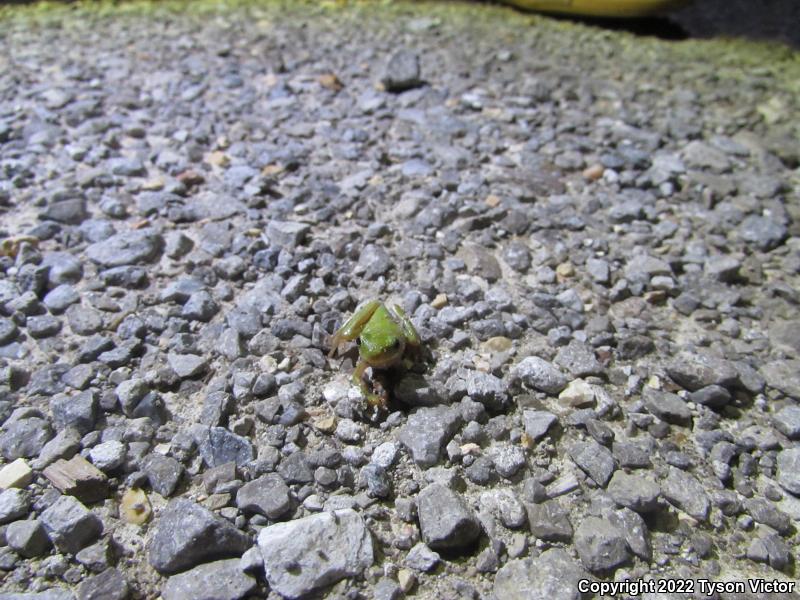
[0,488,31,524]
[607,471,661,513]
[276,451,314,484]
[512,357,568,395]
[494,548,587,600]
[167,352,208,379]
[555,341,603,377]
[182,291,218,322]
[266,220,310,249]
[526,500,573,542]
[6,518,51,557]
[404,542,440,572]
[488,444,527,479]
[398,405,461,468]
[40,495,103,554]
[769,320,800,354]
[642,387,692,426]
[612,440,652,469]
[586,258,610,284]
[86,230,163,267]
[660,466,710,521]
[776,448,800,496]
[522,409,558,442]
[667,352,739,391]
[257,508,373,599]
[0,589,76,600]
[688,385,731,409]
[480,489,527,529]
[0,317,18,345]
[197,427,254,468]
[773,405,800,439]
[88,441,126,472]
[75,538,114,573]
[358,244,391,279]
[744,498,791,535]
[705,255,741,282]
[569,440,616,486]
[142,453,184,497]
[50,390,97,435]
[147,498,250,574]
[360,463,392,498]
[162,558,256,600]
[746,533,791,571]
[738,215,786,251]
[115,378,149,416]
[760,360,800,400]
[574,516,630,573]
[27,314,62,338]
[607,507,651,561]
[381,49,422,92]
[76,567,129,600]
[65,305,104,336]
[416,483,481,550]
[464,370,509,411]
[32,428,81,469]
[235,473,291,519]
[0,417,53,460]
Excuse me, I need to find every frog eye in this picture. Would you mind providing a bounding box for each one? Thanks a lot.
[355,337,361,346]
[393,339,402,349]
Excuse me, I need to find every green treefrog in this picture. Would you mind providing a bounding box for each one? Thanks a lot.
[328,299,421,407]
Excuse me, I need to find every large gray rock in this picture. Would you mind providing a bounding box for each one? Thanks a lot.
[574,516,630,573]
[381,49,422,93]
[776,448,800,496]
[75,567,129,600]
[607,471,661,513]
[607,507,651,561]
[197,426,254,468]
[642,387,692,426]
[773,405,800,439]
[6,519,51,557]
[660,466,710,521]
[257,508,373,599]
[569,440,616,486]
[162,558,256,600]
[235,473,291,519]
[464,370,509,411]
[416,483,481,550]
[512,357,568,395]
[526,500,573,542]
[522,409,558,443]
[147,499,250,574]
[398,406,461,468]
[50,390,97,435]
[760,360,800,401]
[493,548,587,600]
[86,230,163,267]
[40,495,103,554]
[0,417,53,460]
[555,341,603,377]
[0,488,31,524]
[666,352,739,392]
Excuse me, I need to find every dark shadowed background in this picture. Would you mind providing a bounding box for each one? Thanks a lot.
[670,0,800,48]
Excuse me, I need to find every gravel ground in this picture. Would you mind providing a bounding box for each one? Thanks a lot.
[0,1,799,599]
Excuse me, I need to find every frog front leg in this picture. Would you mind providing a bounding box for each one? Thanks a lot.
[328,299,381,358]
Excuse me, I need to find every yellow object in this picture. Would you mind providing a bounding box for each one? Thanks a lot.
[120,488,152,525]
[500,0,690,18]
